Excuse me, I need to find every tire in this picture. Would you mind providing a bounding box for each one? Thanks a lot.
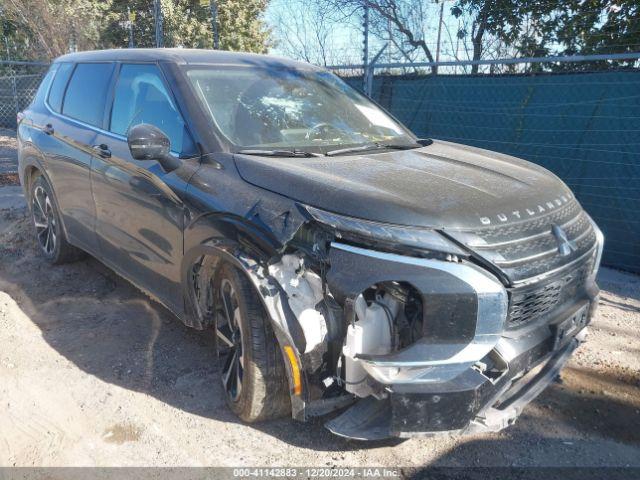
[29,173,84,264]
[213,262,291,422]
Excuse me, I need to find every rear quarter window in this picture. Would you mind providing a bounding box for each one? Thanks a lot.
[29,66,55,108]
[62,63,114,127]
[47,62,74,113]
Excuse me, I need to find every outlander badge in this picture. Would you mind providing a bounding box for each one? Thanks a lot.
[552,224,577,256]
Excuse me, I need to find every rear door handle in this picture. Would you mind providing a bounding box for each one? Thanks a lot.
[43,123,54,135]
[92,144,112,158]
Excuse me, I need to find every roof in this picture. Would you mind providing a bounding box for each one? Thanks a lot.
[54,48,320,71]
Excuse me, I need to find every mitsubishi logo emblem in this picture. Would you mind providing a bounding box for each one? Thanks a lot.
[552,224,577,256]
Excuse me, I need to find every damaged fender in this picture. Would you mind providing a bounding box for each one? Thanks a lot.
[181,205,339,419]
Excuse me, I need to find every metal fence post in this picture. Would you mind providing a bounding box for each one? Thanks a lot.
[3,37,19,119]
[210,0,219,49]
[365,45,387,97]
[127,7,135,48]
[362,4,369,94]
[154,0,164,48]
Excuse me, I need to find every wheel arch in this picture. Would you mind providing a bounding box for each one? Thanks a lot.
[20,155,72,242]
[181,219,308,419]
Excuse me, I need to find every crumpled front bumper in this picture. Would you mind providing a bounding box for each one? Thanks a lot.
[468,330,585,434]
[326,321,592,440]
[320,238,600,440]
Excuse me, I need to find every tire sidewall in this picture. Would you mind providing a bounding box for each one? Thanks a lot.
[30,175,63,262]
[215,264,257,418]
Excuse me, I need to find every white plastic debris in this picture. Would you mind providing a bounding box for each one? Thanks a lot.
[269,254,327,353]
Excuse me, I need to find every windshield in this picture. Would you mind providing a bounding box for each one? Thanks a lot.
[184,66,416,152]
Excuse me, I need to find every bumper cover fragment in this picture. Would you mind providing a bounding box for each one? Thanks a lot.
[326,330,585,440]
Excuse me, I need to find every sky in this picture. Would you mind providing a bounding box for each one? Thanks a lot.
[263,0,469,68]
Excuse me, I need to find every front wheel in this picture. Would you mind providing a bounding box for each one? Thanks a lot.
[213,263,291,422]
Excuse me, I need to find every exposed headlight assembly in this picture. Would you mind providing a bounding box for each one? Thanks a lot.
[304,205,467,257]
[328,242,509,385]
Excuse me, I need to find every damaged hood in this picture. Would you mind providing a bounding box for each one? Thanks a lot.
[233,140,573,230]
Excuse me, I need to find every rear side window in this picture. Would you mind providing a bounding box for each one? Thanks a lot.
[62,63,114,127]
[30,66,56,108]
[110,63,195,155]
[47,62,74,113]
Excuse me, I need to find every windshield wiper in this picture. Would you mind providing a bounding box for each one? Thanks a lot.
[325,142,421,157]
[237,149,322,158]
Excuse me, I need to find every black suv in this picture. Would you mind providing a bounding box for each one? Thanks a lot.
[18,49,603,440]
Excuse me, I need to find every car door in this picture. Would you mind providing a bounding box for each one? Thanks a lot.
[34,62,115,253]
[91,62,199,311]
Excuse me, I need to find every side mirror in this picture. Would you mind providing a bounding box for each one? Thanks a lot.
[127,123,180,173]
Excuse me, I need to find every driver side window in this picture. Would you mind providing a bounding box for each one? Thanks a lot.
[110,63,195,156]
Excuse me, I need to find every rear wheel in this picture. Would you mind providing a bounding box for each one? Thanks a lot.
[213,263,291,422]
[29,174,84,264]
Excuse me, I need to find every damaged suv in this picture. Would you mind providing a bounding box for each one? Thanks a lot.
[18,49,603,440]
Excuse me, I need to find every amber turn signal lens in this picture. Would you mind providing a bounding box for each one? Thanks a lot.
[283,346,302,396]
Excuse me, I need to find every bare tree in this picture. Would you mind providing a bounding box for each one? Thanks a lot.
[326,0,444,73]
[270,0,354,66]
[2,0,104,60]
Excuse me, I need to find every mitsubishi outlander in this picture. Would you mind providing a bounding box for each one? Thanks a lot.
[17,49,603,439]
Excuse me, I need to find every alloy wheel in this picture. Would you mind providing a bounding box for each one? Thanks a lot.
[32,185,57,256]
[216,278,244,401]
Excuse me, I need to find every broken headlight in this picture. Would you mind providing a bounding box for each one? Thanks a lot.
[304,205,467,257]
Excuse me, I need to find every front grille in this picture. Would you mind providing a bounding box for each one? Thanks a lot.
[507,256,593,328]
[448,197,599,328]
[448,198,597,283]
[475,200,581,243]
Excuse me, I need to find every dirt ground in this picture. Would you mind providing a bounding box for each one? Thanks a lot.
[0,128,18,176]
[0,131,639,470]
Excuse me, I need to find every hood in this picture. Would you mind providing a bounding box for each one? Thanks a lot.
[233,140,573,231]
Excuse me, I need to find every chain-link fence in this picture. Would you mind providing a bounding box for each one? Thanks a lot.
[0,61,49,129]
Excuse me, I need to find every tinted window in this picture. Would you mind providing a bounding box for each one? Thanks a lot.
[47,62,74,113]
[110,63,194,155]
[31,66,56,108]
[63,63,113,127]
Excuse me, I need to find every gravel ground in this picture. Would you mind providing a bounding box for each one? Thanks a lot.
[0,129,638,471]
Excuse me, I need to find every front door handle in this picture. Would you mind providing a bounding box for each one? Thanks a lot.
[93,144,112,158]
[43,123,54,135]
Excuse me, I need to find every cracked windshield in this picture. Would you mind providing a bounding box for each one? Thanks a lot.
[185,66,416,152]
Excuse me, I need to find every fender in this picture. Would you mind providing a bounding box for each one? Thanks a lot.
[185,210,283,262]
[180,211,282,329]
[180,212,310,420]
